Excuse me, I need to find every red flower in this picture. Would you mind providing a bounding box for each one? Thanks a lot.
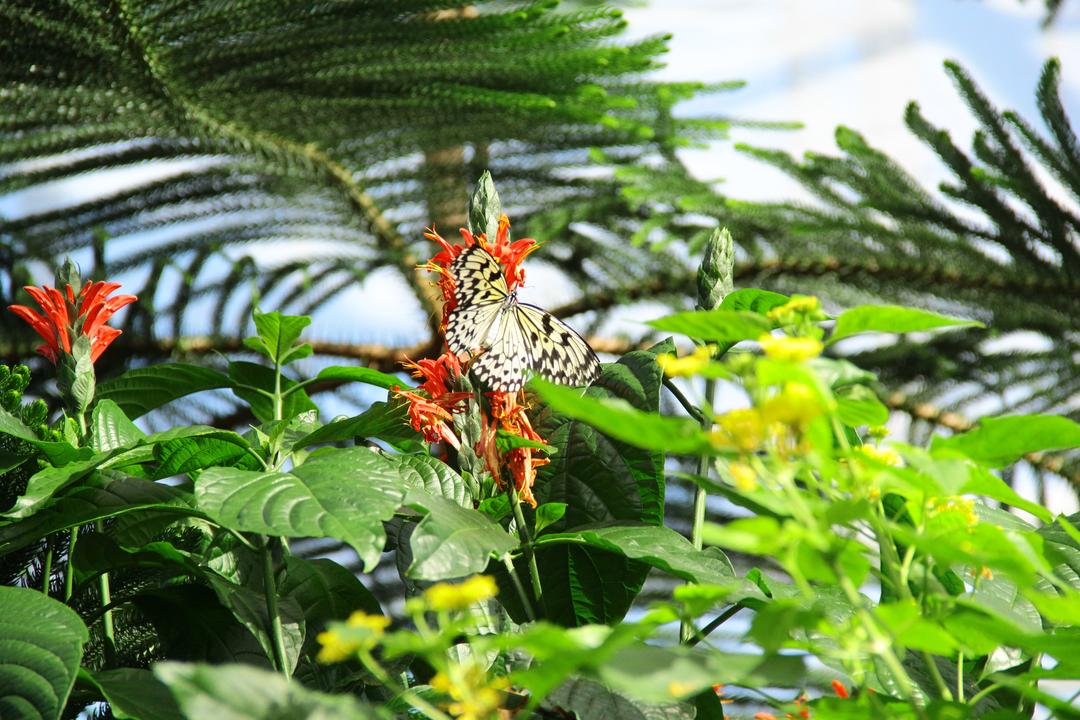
[9,280,136,364]
[403,352,463,398]
[480,391,549,506]
[831,680,849,699]
[393,387,470,450]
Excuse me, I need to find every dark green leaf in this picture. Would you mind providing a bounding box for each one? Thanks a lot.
[380,452,469,507]
[96,364,232,420]
[0,405,90,466]
[535,503,568,534]
[0,586,88,720]
[291,402,418,450]
[931,414,1080,467]
[79,668,184,720]
[829,305,983,344]
[718,288,790,314]
[280,556,383,656]
[314,366,405,390]
[545,676,697,720]
[195,447,406,570]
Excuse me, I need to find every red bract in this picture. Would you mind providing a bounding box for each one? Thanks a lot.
[9,280,136,364]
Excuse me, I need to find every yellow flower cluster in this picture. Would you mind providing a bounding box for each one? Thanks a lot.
[760,383,822,427]
[766,295,821,321]
[758,333,824,363]
[431,663,509,720]
[854,444,903,467]
[927,496,979,527]
[657,344,715,377]
[424,575,499,611]
[316,611,391,663]
[728,461,758,491]
[711,408,765,451]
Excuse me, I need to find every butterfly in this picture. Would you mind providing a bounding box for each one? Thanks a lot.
[446,245,601,392]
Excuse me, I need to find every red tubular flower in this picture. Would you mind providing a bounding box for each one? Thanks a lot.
[9,280,136,364]
[485,391,549,506]
[394,388,469,450]
[830,680,849,699]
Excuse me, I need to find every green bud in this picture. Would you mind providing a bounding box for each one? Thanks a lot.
[468,171,502,242]
[24,399,48,426]
[0,365,9,386]
[696,227,734,311]
[55,257,83,296]
[2,390,19,411]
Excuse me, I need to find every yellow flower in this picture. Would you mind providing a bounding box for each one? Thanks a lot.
[760,383,822,427]
[711,408,765,451]
[424,575,499,611]
[347,610,392,634]
[316,629,360,663]
[656,344,715,377]
[431,664,508,720]
[855,444,903,467]
[728,461,758,491]
[758,333,823,363]
[766,294,821,322]
[927,496,979,527]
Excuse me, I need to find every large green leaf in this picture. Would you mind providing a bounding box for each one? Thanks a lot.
[645,309,773,343]
[931,414,1080,467]
[90,399,146,452]
[535,525,735,585]
[195,446,406,570]
[290,401,418,450]
[314,366,405,390]
[525,343,671,626]
[383,452,470,507]
[154,662,380,720]
[78,668,184,720]
[405,489,518,580]
[0,475,196,555]
[279,556,383,657]
[544,677,698,720]
[0,586,88,720]
[829,305,983,344]
[0,405,90,466]
[96,364,232,420]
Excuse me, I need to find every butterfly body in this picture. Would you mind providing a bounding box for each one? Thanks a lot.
[446,245,601,392]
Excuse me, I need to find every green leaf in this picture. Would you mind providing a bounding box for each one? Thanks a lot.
[381,452,470,507]
[959,466,1053,524]
[96,363,232,420]
[0,586,89,720]
[931,414,1080,467]
[874,601,959,655]
[153,436,262,479]
[544,676,698,720]
[718,288,790,314]
[228,361,317,424]
[291,402,417,450]
[247,311,312,366]
[0,476,196,555]
[79,668,184,720]
[195,447,406,571]
[535,503,568,534]
[496,429,556,455]
[154,662,379,720]
[835,385,889,427]
[132,585,270,666]
[829,305,983,344]
[405,489,517,580]
[536,525,735,585]
[280,556,383,657]
[314,365,405,390]
[525,343,670,626]
[529,379,714,455]
[90,399,146,452]
[0,405,90,466]
[645,309,773,343]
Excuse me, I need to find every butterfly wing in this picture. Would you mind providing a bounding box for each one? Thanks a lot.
[446,245,510,356]
[450,245,510,306]
[515,303,601,388]
[470,305,533,392]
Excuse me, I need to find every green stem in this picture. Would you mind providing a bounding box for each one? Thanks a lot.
[501,555,536,622]
[262,537,291,678]
[966,683,1002,707]
[509,486,544,618]
[681,378,715,644]
[956,652,965,703]
[96,521,117,665]
[41,537,52,595]
[64,526,79,602]
[687,603,744,647]
[921,650,952,701]
[662,377,707,424]
[359,649,453,720]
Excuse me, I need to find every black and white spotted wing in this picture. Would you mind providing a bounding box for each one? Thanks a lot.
[446,245,601,392]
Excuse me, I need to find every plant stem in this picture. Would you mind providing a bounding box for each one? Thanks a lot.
[359,649,453,720]
[662,377,707,424]
[966,683,1002,707]
[41,537,52,595]
[95,521,117,665]
[64,526,79,602]
[509,486,544,618]
[687,603,744,647]
[262,536,291,678]
[681,378,715,644]
[502,556,536,622]
[921,651,952,701]
[956,652,965,702]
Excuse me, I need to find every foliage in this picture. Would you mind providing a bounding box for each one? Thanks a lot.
[1,176,1078,719]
